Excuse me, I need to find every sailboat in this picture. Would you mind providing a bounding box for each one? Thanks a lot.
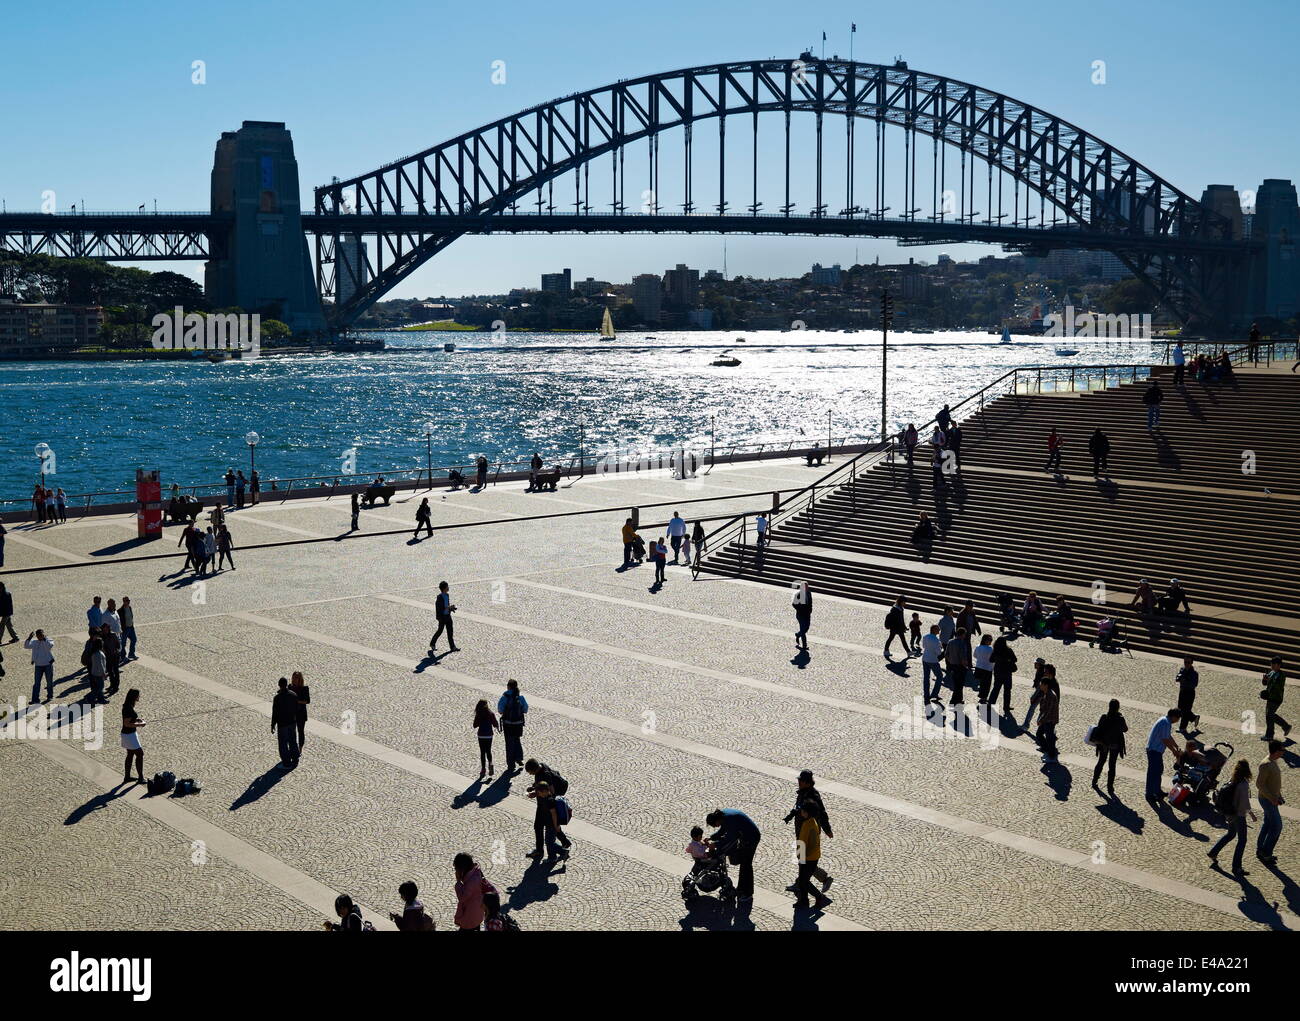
[599,307,616,341]
[1000,325,1013,343]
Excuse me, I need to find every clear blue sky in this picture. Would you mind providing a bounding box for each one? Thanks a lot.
[3,0,1294,298]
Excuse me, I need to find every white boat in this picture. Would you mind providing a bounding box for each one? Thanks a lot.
[599,308,616,341]
[1055,347,1079,357]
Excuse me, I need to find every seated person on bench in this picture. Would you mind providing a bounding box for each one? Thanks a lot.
[806,443,825,467]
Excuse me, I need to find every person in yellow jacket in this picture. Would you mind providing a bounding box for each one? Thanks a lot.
[794,803,832,911]
[620,518,642,568]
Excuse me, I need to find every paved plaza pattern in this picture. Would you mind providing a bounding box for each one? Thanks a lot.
[1,457,1296,931]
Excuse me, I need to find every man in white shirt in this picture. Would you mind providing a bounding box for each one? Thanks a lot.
[1145,708,1183,802]
[921,624,944,703]
[102,599,122,644]
[24,629,55,703]
[666,512,687,563]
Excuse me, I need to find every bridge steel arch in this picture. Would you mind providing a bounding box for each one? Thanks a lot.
[315,57,1240,329]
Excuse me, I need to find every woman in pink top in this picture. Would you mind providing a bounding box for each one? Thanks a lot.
[453,852,490,931]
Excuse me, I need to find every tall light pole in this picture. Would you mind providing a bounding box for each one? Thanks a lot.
[879,290,894,444]
[244,430,260,476]
[710,414,716,468]
[578,421,586,478]
[423,421,435,487]
[35,442,50,494]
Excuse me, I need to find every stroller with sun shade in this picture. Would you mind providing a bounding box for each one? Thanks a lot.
[1168,741,1233,809]
[1088,616,1129,653]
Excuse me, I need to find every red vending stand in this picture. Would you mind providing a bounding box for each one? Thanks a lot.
[136,469,162,540]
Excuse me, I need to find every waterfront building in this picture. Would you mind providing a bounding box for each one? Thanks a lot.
[0,298,104,356]
[632,273,662,322]
[811,263,842,286]
[663,263,700,307]
[541,268,572,294]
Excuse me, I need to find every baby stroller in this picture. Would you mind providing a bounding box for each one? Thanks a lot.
[681,857,736,905]
[1089,617,1128,652]
[995,593,1021,633]
[1169,741,1232,808]
[630,534,647,563]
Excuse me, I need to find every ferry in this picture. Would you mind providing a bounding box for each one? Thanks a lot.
[712,357,741,367]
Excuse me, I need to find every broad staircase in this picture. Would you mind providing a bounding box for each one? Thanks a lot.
[698,363,1300,671]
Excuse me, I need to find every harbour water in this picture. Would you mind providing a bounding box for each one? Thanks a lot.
[0,329,1163,503]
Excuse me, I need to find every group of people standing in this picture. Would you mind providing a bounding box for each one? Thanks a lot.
[30,484,67,524]
[621,512,707,577]
[177,515,236,575]
[222,469,260,509]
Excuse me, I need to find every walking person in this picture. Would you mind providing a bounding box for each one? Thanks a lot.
[947,423,964,472]
[120,596,137,660]
[793,803,833,911]
[783,769,833,894]
[349,491,360,532]
[1144,708,1184,802]
[120,688,146,785]
[1208,760,1256,876]
[427,581,459,654]
[921,624,945,703]
[902,423,919,466]
[667,511,687,563]
[956,600,979,640]
[1088,427,1111,476]
[473,699,498,779]
[1142,379,1165,430]
[202,527,217,575]
[792,581,812,650]
[1043,427,1064,473]
[290,671,311,752]
[690,520,705,566]
[988,634,1017,714]
[704,808,762,903]
[24,629,55,703]
[884,596,908,658]
[0,521,6,569]
[1261,656,1291,742]
[1256,740,1286,866]
[1175,657,1200,733]
[0,582,17,643]
[389,881,435,931]
[216,525,236,570]
[413,498,433,540]
[453,853,490,931]
[1090,699,1128,796]
[271,677,300,769]
[497,679,528,772]
[754,512,769,549]
[1172,341,1186,387]
[1036,674,1060,763]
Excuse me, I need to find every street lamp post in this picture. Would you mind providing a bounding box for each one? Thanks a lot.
[578,421,586,478]
[244,430,260,477]
[710,414,716,468]
[423,422,435,488]
[35,442,50,499]
[880,290,894,445]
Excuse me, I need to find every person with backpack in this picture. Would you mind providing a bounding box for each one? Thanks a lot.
[783,769,833,893]
[1209,760,1257,875]
[1142,379,1165,430]
[1090,699,1128,796]
[1088,428,1111,476]
[390,881,435,931]
[413,498,433,540]
[527,780,570,860]
[1261,656,1291,742]
[497,679,528,772]
[323,894,367,932]
[473,699,499,779]
[704,808,762,903]
[792,582,812,651]
[453,853,491,930]
[883,596,908,658]
[428,580,459,655]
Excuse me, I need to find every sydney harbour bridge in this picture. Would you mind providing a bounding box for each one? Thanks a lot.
[1,56,1291,335]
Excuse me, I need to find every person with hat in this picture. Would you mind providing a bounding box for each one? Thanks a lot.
[1160,579,1190,616]
[783,769,834,893]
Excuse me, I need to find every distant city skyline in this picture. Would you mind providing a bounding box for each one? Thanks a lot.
[3,0,1295,298]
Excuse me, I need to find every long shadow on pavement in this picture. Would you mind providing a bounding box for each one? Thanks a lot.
[230,765,292,811]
